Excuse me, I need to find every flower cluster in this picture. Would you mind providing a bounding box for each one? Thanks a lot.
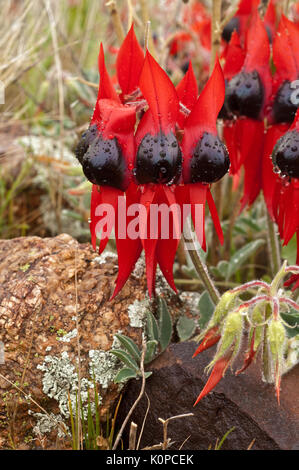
[219,2,299,290]
[75,25,230,298]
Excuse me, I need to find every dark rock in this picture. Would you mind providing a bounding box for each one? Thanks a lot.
[117,342,299,450]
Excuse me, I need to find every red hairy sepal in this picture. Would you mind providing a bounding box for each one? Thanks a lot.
[192,326,221,358]
[193,352,232,406]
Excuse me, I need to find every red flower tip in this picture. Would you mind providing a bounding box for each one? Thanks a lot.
[116,24,144,96]
[138,50,179,134]
[193,354,231,406]
[176,61,198,128]
[97,43,120,103]
[192,326,221,358]
[223,31,245,80]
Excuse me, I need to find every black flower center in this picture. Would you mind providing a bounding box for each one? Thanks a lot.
[272,80,299,124]
[189,132,230,184]
[226,70,264,119]
[75,126,128,191]
[135,132,182,185]
[271,129,299,179]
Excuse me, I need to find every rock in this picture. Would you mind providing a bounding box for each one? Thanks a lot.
[0,234,198,449]
[117,342,299,450]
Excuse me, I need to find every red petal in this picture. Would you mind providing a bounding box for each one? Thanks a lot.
[262,125,288,219]
[116,24,144,96]
[189,184,207,251]
[207,188,224,245]
[192,326,221,357]
[98,43,120,103]
[139,50,179,134]
[238,118,264,209]
[223,31,245,80]
[273,16,299,86]
[111,184,143,299]
[176,62,198,128]
[193,354,231,406]
[183,58,225,138]
[90,185,102,250]
[243,10,271,107]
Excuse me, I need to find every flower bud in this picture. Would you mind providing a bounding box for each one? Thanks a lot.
[211,291,239,327]
[267,319,286,358]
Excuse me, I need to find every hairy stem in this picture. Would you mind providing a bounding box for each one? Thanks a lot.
[266,210,281,277]
[183,223,220,305]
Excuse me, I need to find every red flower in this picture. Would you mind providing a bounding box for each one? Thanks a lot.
[262,16,299,289]
[222,9,271,209]
[76,26,230,298]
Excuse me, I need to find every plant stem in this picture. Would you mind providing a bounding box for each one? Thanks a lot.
[183,224,220,305]
[210,0,222,73]
[265,209,281,276]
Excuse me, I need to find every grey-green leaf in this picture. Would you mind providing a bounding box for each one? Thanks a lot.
[176,315,196,341]
[114,334,141,361]
[198,291,214,329]
[146,311,160,342]
[110,349,139,371]
[114,367,137,383]
[144,340,158,364]
[158,298,173,351]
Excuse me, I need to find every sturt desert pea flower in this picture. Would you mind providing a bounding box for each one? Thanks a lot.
[270,109,299,291]
[262,17,299,290]
[76,27,230,298]
[263,16,299,220]
[181,58,230,251]
[223,10,272,209]
[75,27,143,259]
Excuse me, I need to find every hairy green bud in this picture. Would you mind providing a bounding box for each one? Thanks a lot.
[267,320,286,358]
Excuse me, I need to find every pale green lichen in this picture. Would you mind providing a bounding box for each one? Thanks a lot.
[127,299,151,328]
[37,351,95,418]
[29,411,68,439]
[57,328,78,343]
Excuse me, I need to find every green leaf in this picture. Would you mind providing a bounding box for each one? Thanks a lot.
[226,239,265,280]
[114,334,141,361]
[110,349,139,371]
[114,367,137,383]
[217,260,229,279]
[198,291,214,329]
[144,371,153,379]
[158,298,173,352]
[144,340,158,364]
[146,311,160,342]
[281,309,299,338]
[282,234,297,265]
[176,315,196,341]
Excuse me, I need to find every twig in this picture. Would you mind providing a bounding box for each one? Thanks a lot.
[220,0,239,29]
[136,392,150,450]
[210,0,223,74]
[112,338,147,450]
[158,413,194,450]
[128,422,138,450]
[106,1,125,44]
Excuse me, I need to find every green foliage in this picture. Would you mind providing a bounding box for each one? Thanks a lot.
[176,315,197,341]
[198,291,214,329]
[111,298,174,384]
[211,239,265,280]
